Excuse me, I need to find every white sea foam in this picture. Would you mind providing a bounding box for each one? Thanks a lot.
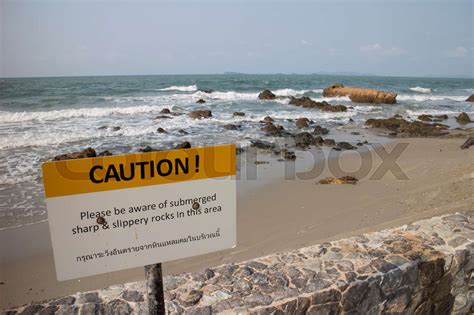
[311,96,351,102]
[0,114,211,149]
[397,94,467,102]
[406,109,474,116]
[191,88,323,100]
[351,105,384,113]
[158,85,197,92]
[273,88,308,96]
[0,105,167,123]
[0,131,100,149]
[193,91,259,100]
[409,87,432,93]
[0,174,37,185]
[268,88,323,96]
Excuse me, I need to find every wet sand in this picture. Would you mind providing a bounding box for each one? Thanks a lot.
[1,137,473,309]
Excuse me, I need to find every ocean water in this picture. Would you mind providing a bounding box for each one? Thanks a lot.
[0,74,473,229]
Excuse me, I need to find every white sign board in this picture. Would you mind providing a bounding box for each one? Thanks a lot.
[42,145,236,280]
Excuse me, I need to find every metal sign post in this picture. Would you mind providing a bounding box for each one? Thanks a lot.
[145,263,165,315]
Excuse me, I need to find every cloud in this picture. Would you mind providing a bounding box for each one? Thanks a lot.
[446,46,468,58]
[360,43,405,56]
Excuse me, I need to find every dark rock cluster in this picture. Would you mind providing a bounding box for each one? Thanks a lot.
[289,96,347,112]
[53,147,96,161]
[365,117,450,137]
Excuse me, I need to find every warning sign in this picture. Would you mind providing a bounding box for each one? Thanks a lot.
[42,144,236,281]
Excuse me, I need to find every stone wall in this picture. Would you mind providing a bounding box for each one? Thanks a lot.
[3,211,473,314]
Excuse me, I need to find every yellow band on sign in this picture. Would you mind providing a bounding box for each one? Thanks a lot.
[42,144,236,198]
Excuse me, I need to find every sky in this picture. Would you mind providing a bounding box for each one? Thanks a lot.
[0,0,473,78]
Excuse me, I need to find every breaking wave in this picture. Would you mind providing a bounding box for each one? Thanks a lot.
[191,88,324,100]
[409,87,432,93]
[192,91,258,100]
[158,85,198,92]
[272,88,323,96]
[406,109,474,116]
[0,105,167,123]
[397,94,467,102]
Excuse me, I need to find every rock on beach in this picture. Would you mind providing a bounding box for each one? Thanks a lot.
[323,83,397,104]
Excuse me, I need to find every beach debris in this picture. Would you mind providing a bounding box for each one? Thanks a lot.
[466,94,474,102]
[417,114,448,122]
[189,110,212,119]
[233,111,245,117]
[258,89,276,100]
[295,117,310,128]
[261,122,285,136]
[250,140,275,150]
[365,117,449,137]
[337,142,357,150]
[460,137,474,149]
[157,127,167,133]
[294,132,315,147]
[223,124,240,130]
[254,161,270,165]
[175,141,192,149]
[289,96,347,112]
[53,147,96,161]
[196,99,206,104]
[456,112,472,125]
[323,83,397,104]
[314,125,329,135]
[318,176,358,185]
[160,108,171,114]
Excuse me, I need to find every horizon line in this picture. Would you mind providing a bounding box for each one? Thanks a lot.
[1,72,473,80]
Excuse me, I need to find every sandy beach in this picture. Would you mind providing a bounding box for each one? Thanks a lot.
[1,136,472,309]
